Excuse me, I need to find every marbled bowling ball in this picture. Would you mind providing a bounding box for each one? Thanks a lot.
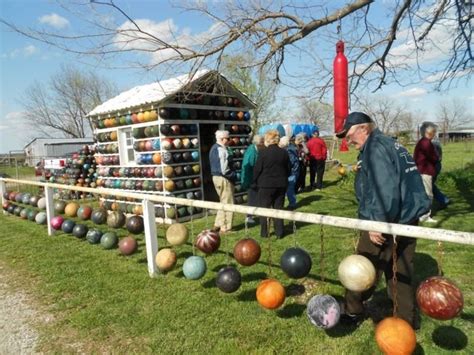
[181,138,191,149]
[338,254,376,292]
[50,216,64,230]
[416,276,464,320]
[170,124,181,135]
[183,256,207,280]
[174,166,184,176]
[126,215,144,234]
[216,266,241,293]
[375,317,416,355]
[54,200,67,214]
[86,229,103,244]
[35,212,47,225]
[77,205,93,220]
[195,230,220,254]
[155,248,177,272]
[306,295,340,329]
[233,238,261,266]
[21,193,31,205]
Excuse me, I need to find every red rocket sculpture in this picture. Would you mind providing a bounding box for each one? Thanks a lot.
[333,40,349,152]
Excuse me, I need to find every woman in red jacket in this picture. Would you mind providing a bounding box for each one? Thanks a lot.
[306,129,327,190]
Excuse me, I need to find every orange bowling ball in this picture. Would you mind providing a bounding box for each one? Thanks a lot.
[256,279,285,310]
[64,202,80,217]
[152,153,162,164]
[375,317,416,355]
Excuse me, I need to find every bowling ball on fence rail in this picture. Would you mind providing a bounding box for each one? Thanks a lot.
[14,206,22,216]
[35,212,47,225]
[256,279,286,310]
[338,254,376,292]
[375,317,416,355]
[119,236,138,256]
[65,202,80,217]
[2,191,9,200]
[166,223,189,246]
[77,205,93,220]
[86,229,103,244]
[101,232,119,250]
[51,216,64,230]
[2,201,10,211]
[7,204,16,214]
[183,256,207,280]
[216,266,242,293]
[416,276,464,320]
[195,230,220,254]
[306,295,341,329]
[20,208,28,219]
[72,224,88,238]
[54,200,67,214]
[155,248,177,272]
[61,219,76,234]
[233,238,261,266]
[21,193,31,205]
[280,247,312,279]
[126,215,144,234]
[15,193,23,203]
[107,211,126,228]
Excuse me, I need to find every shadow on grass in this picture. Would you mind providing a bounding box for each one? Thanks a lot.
[277,303,306,318]
[414,343,425,355]
[237,288,255,302]
[432,326,468,350]
[413,253,439,284]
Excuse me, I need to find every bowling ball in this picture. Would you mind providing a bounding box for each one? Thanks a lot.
[107,211,126,228]
[2,191,9,200]
[166,223,189,246]
[244,112,251,121]
[182,138,191,149]
[155,181,163,191]
[154,166,163,178]
[152,153,162,164]
[14,206,22,216]
[182,152,192,162]
[149,110,158,121]
[237,111,244,120]
[15,193,23,203]
[132,127,145,139]
[191,151,199,161]
[338,254,376,292]
[152,139,161,150]
[51,216,64,230]
[173,138,182,149]
[195,230,220,254]
[101,232,118,249]
[172,152,183,163]
[234,238,261,266]
[91,208,108,224]
[216,266,241,293]
[54,200,67,214]
[375,317,416,355]
[159,108,170,119]
[177,207,187,217]
[160,124,171,136]
[306,295,341,329]
[171,124,181,134]
[163,166,174,178]
[86,229,103,244]
[231,125,239,133]
[256,279,286,310]
[192,165,200,174]
[35,211,47,225]
[183,165,193,175]
[230,111,237,120]
[20,208,28,219]
[162,152,173,164]
[164,180,176,192]
[191,138,199,148]
[27,209,37,221]
[145,140,153,151]
[193,191,202,199]
[28,195,39,207]
[72,224,88,238]
[183,256,207,280]
[155,248,177,272]
[61,219,76,233]
[416,276,463,320]
[126,215,144,234]
[184,179,193,189]
[119,236,138,255]
[77,205,93,220]
[65,202,80,217]
[280,247,312,279]
[175,180,185,190]
[21,193,31,204]
[174,166,184,176]
[7,204,16,214]
[338,166,347,176]
[2,201,10,211]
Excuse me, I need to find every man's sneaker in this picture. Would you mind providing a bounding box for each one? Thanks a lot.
[424,217,438,223]
[245,217,256,224]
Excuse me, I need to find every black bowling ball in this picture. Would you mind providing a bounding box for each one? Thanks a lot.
[72,224,89,238]
[280,247,312,279]
[61,219,76,234]
[159,108,170,119]
[126,215,144,234]
[160,124,171,136]
[216,266,241,293]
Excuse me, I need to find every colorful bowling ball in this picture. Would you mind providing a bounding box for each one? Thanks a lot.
[126,215,144,234]
[216,266,241,293]
[375,317,416,355]
[51,216,64,230]
[65,202,80,217]
[185,179,193,189]
[191,151,199,161]
[164,180,176,192]
[162,152,173,165]
[54,200,67,214]
[192,165,200,174]
[183,256,207,280]
[61,219,76,233]
[86,229,103,244]
[234,238,261,266]
[280,247,312,279]
[15,193,23,203]
[163,166,174,178]
[416,276,463,320]
[149,110,158,121]
[195,230,220,254]
[72,224,88,238]
[306,295,340,329]
[191,138,199,148]
[237,111,244,120]
[338,254,376,292]
[2,201,10,211]
[166,223,189,246]
[256,279,286,310]
[91,208,108,224]
[101,232,118,249]
[21,193,31,204]
[119,236,138,255]
[170,124,181,135]
[173,138,182,149]
[77,205,93,220]
[14,206,22,216]
[159,108,170,119]
[244,112,251,121]
[152,153,162,164]
[107,211,126,228]
[155,248,177,272]
[181,138,191,149]
[35,211,47,225]
[230,111,237,120]
[162,139,173,150]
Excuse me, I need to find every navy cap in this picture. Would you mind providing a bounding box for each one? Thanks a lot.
[336,112,373,138]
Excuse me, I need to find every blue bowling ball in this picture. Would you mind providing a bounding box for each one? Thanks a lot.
[183,256,207,280]
[152,139,161,150]
[126,114,133,125]
[191,151,199,161]
[244,112,251,121]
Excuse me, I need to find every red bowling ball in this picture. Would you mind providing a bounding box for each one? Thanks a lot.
[119,236,138,256]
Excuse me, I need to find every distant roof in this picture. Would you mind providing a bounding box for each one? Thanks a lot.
[24,137,94,149]
[88,70,256,117]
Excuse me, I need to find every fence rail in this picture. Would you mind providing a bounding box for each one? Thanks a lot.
[1,177,473,277]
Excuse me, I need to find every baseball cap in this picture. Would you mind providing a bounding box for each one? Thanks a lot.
[336,112,373,138]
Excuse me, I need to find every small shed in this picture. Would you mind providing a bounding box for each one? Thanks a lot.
[88,70,256,223]
[24,137,94,166]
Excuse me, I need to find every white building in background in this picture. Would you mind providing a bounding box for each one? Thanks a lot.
[24,137,94,166]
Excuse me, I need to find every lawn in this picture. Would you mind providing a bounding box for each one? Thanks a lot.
[0,141,473,354]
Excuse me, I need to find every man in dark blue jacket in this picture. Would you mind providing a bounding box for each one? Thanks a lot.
[336,112,430,329]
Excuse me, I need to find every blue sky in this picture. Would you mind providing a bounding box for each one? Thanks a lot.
[0,0,472,153]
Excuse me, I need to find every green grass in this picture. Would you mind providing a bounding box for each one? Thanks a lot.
[0,142,473,354]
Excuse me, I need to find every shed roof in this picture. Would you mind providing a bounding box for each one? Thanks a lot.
[24,137,94,149]
[88,70,256,117]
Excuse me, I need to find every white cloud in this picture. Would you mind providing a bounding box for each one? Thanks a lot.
[5,111,26,121]
[424,68,472,83]
[39,13,70,29]
[395,87,427,98]
[0,124,8,130]
[1,45,39,59]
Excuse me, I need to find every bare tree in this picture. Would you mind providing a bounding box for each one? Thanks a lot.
[1,0,472,97]
[21,66,116,138]
[437,98,472,130]
[297,99,333,131]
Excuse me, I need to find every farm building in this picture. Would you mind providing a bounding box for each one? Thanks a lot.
[438,128,474,141]
[88,70,256,223]
[24,137,95,166]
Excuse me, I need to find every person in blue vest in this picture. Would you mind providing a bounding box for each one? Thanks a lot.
[209,130,235,233]
[336,112,430,330]
[279,136,300,210]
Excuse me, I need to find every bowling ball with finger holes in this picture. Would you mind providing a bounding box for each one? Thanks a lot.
[195,230,220,254]
[338,254,376,292]
[61,219,76,234]
[86,229,103,244]
[280,247,312,279]
[155,248,177,272]
[119,236,138,256]
[183,256,207,280]
[72,224,88,238]
[375,317,416,355]
[101,232,118,249]
[306,295,341,329]
[126,215,144,234]
[166,223,189,246]
[233,238,261,266]
[256,279,286,310]
[216,266,241,293]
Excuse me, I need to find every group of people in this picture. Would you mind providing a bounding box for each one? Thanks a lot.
[209,114,448,331]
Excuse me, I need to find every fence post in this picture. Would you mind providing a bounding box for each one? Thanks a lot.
[45,186,55,236]
[0,180,6,215]
[142,199,159,278]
